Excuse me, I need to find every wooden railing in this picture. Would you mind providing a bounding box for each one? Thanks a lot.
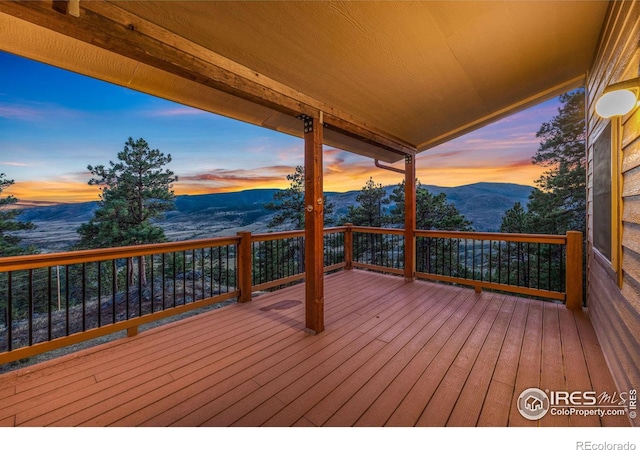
[0,229,347,364]
[349,227,583,307]
[237,227,347,299]
[0,237,239,365]
[415,230,582,306]
[0,225,581,365]
[350,226,405,276]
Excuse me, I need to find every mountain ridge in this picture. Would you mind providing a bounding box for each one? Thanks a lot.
[15,182,534,252]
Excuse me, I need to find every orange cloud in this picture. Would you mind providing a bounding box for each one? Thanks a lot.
[416,164,542,188]
[8,152,545,205]
[8,180,101,204]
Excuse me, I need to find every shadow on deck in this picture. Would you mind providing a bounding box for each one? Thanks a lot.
[0,270,629,427]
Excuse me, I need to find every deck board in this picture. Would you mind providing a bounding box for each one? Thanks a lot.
[0,270,630,427]
[509,299,543,427]
[446,295,514,426]
[557,307,601,427]
[540,301,569,426]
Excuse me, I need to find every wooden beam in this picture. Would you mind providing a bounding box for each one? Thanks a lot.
[404,155,416,280]
[304,115,324,334]
[0,0,414,157]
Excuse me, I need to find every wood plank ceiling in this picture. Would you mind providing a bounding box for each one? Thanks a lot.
[0,1,609,162]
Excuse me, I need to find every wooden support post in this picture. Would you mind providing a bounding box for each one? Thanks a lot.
[565,231,583,310]
[127,326,138,337]
[237,231,252,303]
[304,115,324,334]
[344,223,353,270]
[404,155,416,281]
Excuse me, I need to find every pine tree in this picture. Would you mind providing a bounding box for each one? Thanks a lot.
[344,177,390,227]
[264,165,334,230]
[389,180,472,231]
[528,88,586,234]
[342,177,391,266]
[499,202,531,234]
[0,174,36,256]
[77,138,177,285]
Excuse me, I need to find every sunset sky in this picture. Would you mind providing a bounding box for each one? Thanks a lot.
[0,50,561,205]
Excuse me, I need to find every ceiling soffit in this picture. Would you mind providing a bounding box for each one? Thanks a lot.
[0,1,609,162]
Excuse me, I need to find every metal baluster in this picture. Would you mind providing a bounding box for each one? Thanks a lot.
[112,259,117,324]
[48,266,52,341]
[537,243,541,290]
[28,269,33,346]
[150,255,155,312]
[82,263,86,331]
[7,272,12,351]
[172,252,177,308]
[97,261,102,326]
[182,251,187,305]
[65,266,70,334]
[125,259,130,319]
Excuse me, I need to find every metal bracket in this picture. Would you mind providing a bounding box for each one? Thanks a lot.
[405,154,413,165]
[67,0,80,17]
[297,114,314,133]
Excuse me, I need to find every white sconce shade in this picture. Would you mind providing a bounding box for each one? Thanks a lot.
[595,77,640,118]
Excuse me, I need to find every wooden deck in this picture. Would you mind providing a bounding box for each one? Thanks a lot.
[0,270,629,427]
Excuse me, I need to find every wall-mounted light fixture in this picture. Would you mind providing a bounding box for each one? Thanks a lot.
[595,77,640,118]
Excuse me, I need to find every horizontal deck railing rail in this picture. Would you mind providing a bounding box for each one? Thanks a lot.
[0,225,581,366]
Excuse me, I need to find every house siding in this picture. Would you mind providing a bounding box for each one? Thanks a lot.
[586,0,640,427]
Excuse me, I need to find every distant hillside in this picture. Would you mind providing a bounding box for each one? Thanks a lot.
[421,182,534,231]
[17,201,98,223]
[14,183,533,252]
[327,182,533,231]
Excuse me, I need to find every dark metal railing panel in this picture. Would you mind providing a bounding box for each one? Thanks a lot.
[351,227,405,274]
[415,232,566,299]
[250,228,347,292]
[0,240,238,356]
[323,230,346,269]
[0,226,575,364]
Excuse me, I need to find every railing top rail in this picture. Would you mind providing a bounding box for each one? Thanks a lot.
[351,226,405,236]
[251,230,305,242]
[0,236,240,272]
[323,226,348,233]
[250,226,348,243]
[414,229,567,244]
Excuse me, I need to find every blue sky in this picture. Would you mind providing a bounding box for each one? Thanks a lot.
[0,50,561,205]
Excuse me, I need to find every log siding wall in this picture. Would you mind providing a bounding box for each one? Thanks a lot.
[586,0,640,426]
